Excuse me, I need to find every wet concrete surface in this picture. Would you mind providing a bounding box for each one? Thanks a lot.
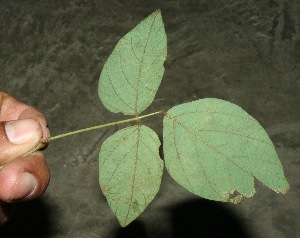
[0,1,299,237]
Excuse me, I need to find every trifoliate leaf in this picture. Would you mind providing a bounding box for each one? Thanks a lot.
[98,10,167,115]
[99,125,163,226]
[163,98,290,203]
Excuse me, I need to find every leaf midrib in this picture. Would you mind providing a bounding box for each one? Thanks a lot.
[134,11,159,115]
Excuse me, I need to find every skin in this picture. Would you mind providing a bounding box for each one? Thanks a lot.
[0,92,50,224]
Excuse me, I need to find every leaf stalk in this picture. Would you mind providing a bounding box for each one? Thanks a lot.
[49,111,163,141]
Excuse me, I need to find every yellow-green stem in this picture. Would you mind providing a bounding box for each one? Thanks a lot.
[49,111,162,141]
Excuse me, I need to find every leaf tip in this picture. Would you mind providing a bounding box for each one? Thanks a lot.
[275,184,290,194]
[224,190,256,205]
[120,221,129,227]
[155,9,162,14]
[229,194,245,205]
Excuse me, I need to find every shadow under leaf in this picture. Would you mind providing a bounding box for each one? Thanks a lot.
[169,199,253,238]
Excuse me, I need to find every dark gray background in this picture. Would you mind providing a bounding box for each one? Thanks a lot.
[0,1,299,237]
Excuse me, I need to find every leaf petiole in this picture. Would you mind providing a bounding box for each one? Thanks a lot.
[49,111,163,141]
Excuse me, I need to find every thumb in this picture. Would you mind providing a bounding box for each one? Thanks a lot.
[0,119,43,165]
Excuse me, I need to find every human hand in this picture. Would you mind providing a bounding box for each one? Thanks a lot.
[0,92,50,224]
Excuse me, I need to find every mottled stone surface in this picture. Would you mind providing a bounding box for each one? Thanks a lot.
[0,1,299,237]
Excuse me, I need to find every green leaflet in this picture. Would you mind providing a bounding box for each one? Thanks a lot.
[99,125,163,227]
[98,10,167,115]
[163,98,290,203]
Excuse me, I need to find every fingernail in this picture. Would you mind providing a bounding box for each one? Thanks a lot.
[5,119,40,145]
[12,172,37,201]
